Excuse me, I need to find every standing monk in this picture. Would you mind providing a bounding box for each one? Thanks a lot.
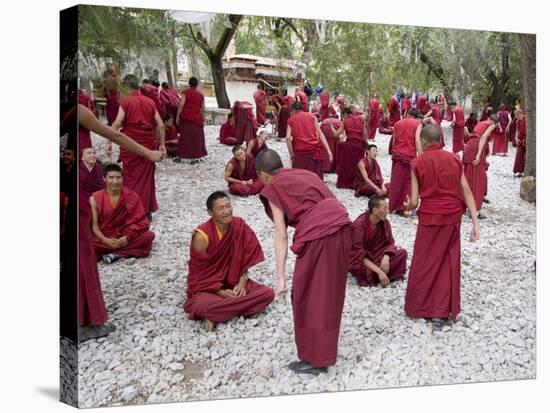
[404,124,480,330]
[112,75,165,217]
[449,102,466,154]
[286,102,333,180]
[465,112,478,134]
[367,94,381,140]
[387,96,401,126]
[273,95,291,141]
[353,144,390,198]
[295,87,309,113]
[224,145,264,196]
[348,196,407,287]
[253,84,268,125]
[159,81,181,120]
[102,64,120,126]
[176,77,207,163]
[318,91,336,121]
[513,109,526,177]
[492,104,510,155]
[140,79,165,119]
[320,117,341,173]
[401,94,412,117]
[332,107,367,189]
[255,149,352,375]
[416,94,427,115]
[388,108,422,215]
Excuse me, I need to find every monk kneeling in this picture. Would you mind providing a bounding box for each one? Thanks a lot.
[353,144,390,198]
[348,196,407,286]
[183,192,275,331]
[224,145,264,196]
[90,164,155,264]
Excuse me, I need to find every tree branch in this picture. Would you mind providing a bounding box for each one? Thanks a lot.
[213,14,243,57]
[188,23,213,60]
[281,18,306,45]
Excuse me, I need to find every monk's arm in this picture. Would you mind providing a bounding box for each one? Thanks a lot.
[475,125,496,161]
[331,122,344,137]
[153,111,166,150]
[315,121,332,161]
[271,202,288,296]
[358,161,378,190]
[451,111,456,126]
[89,197,109,245]
[424,109,433,119]
[285,125,294,158]
[415,124,423,155]
[176,95,185,125]
[404,171,420,210]
[224,163,245,185]
[245,140,253,155]
[362,257,385,275]
[461,173,480,241]
[110,106,125,131]
[191,231,208,253]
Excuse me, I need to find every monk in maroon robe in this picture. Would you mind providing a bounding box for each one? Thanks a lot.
[103,67,120,126]
[401,95,412,117]
[232,101,258,143]
[449,102,466,153]
[353,144,390,197]
[273,95,291,140]
[320,117,341,173]
[378,110,394,135]
[159,82,180,120]
[163,114,179,157]
[492,104,510,155]
[463,115,498,217]
[286,102,333,180]
[112,75,165,215]
[508,109,517,146]
[79,147,105,199]
[141,80,165,119]
[387,96,401,126]
[480,104,493,122]
[256,150,352,374]
[318,92,336,121]
[183,192,274,331]
[246,128,269,158]
[219,113,239,145]
[404,124,480,330]
[388,109,422,214]
[253,84,268,125]
[224,145,264,196]
[70,90,97,150]
[416,94,427,115]
[295,87,309,112]
[513,109,526,176]
[90,164,155,263]
[336,96,346,113]
[367,95,381,140]
[332,107,367,188]
[465,112,478,133]
[349,196,407,286]
[176,77,207,161]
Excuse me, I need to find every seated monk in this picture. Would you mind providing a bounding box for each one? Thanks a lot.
[224,145,264,196]
[246,128,269,158]
[183,191,275,331]
[219,113,239,145]
[378,110,394,135]
[348,196,407,287]
[164,113,179,157]
[353,144,391,197]
[79,147,105,199]
[90,164,155,264]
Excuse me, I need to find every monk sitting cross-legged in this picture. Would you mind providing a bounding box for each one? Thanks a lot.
[353,144,390,198]
[349,196,408,287]
[224,145,264,196]
[90,163,155,264]
[183,191,275,331]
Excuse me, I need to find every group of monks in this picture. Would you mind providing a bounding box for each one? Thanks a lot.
[66,69,528,377]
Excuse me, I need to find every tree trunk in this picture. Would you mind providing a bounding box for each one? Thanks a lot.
[171,29,179,86]
[519,33,536,202]
[165,59,173,87]
[189,45,201,85]
[210,57,230,108]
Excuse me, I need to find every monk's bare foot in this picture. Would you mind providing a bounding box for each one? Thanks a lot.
[204,319,215,332]
[287,360,327,375]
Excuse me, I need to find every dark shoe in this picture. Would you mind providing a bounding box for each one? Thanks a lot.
[477,213,487,220]
[483,197,490,204]
[394,210,405,216]
[102,253,120,264]
[431,318,446,331]
[172,157,181,163]
[79,323,116,342]
[190,159,199,165]
[145,212,152,221]
[287,360,328,375]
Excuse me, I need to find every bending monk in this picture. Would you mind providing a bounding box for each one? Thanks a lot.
[224,145,264,196]
[353,144,390,198]
[183,191,275,331]
[90,163,155,264]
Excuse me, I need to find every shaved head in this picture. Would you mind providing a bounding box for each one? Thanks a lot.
[420,124,441,144]
[489,114,499,123]
[255,149,283,175]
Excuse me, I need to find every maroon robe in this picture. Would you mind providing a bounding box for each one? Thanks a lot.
[233,101,258,143]
[401,97,412,116]
[416,95,427,114]
[508,111,517,144]
[277,103,291,139]
[452,106,466,153]
[388,116,420,212]
[296,91,308,111]
[353,157,390,197]
[248,138,268,158]
[388,97,401,126]
[319,92,335,121]
[367,98,381,140]
[140,84,165,118]
[463,136,489,210]
[183,217,274,323]
[378,117,393,135]
[119,90,159,212]
[513,117,526,174]
[72,92,96,150]
[179,87,207,159]
[320,118,341,173]
[79,162,105,200]
[348,212,407,286]
[405,145,465,321]
[226,153,264,196]
[253,89,268,125]
[492,110,510,154]
[260,168,352,368]
[465,116,478,133]
[219,120,239,145]
[159,87,180,119]
[336,115,366,189]
[288,111,324,179]
[165,125,179,157]
[105,88,120,126]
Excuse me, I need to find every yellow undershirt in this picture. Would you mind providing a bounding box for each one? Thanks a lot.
[195,225,224,246]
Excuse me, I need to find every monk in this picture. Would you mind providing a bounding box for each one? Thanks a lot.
[90,164,155,263]
[286,102,333,180]
[513,109,526,177]
[388,108,422,215]
[353,144,390,198]
[349,196,407,287]
[68,104,164,342]
[79,147,104,199]
[401,94,412,117]
[159,81,180,120]
[256,149,352,375]
[164,114,179,157]
[183,191,275,331]
[378,109,394,135]
[422,114,445,148]
[462,114,498,219]
[404,124,480,330]
[320,117,341,173]
[219,113,239,145]
[336,95,346,113]
[480,104,493,122]
[416,94,427,115]
[465,112,478,133]
[253,84,268,125]
[102,65,120,126]
[246,128,269,158]
[224,145,264,196]
[140,79,165,118]
[176,77,207,163]
[318,91,336,121]
[273,95,291,140]
[295,87,309,112]
[387,96,401,126]
[425,99,442,124]
[332,107,367,189]
[367,94,381,140]
[449,102,466,153]
[232,101,258,144]
[112,74,165,216]
[76,90,97,149]
[492,104,510,155]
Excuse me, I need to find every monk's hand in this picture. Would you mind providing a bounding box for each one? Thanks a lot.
[380,256,390,274]
[159,144,167,156]
[381,185,388,195]
[106,143,112,159]
[470,221,480,242]
[377,270,390,287]
[217,289,237,299]
[148,150,165,162]
[104,238,119,250]
[275,279,287,299]
[327,151,333,164]
[403,195,411,211]
[472,156,480,166]
[246,179,253,186]
[118,236,128,248]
